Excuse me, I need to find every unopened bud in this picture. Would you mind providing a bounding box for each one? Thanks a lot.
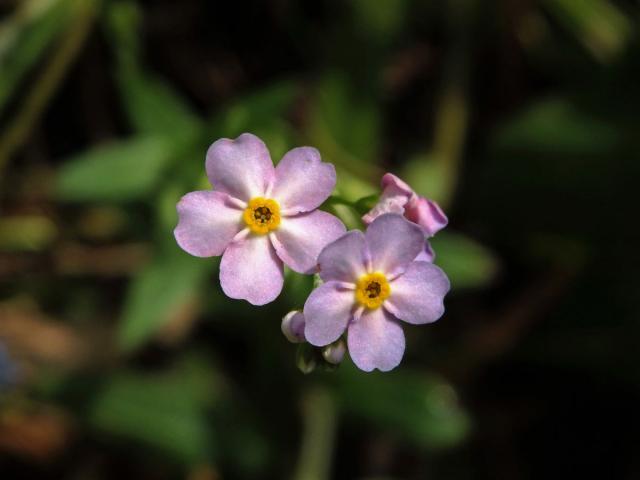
[281,310,306,343]
[322,338,346,365]
[296,343,317,374]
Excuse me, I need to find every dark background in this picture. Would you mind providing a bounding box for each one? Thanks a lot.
[1,0,639,479]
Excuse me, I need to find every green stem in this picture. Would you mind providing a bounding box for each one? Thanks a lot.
[292,386,337,480]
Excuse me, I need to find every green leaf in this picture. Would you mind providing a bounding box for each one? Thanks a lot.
[492,98,619,155]
[430,232,498,290]
[307,73,381,179]
[209,80,298,160]
[118,248,211,352]
[0,215,57,251]
[400,153,450,205]
[0,0,74,115]
[543,0,630,62]
[88,365,216,463]
[104,1,201,136]
[350,0,408,39]
[335,366,470,449]
[56,136,174,202]
[116,69,202,138]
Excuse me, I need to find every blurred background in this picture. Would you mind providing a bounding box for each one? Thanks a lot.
[1,0,639,478]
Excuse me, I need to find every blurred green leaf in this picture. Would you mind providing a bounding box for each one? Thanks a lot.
[118,248,211,352]
[0,215,57,251]
[335,366,470,449]
[56,136,174,202]
[284,268,314,306]
[210,80,297,160]
[307,73,381,181]
[104,1,201,137]
[400,153,449,205]
[88,365,216,463]
[431,232,498,290]
[321,195,364,230]
[350,0,408,39]
[117,70,202,138]
[492,98,619,155]
[0,0,74,115]
[543,0,630,62]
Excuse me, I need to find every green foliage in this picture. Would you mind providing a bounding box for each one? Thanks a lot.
[211,80,298,160]
[335,366,470,449]
[87,360,217,463]
[0,0,74,115]
[56,136,175,202]
[543,0,630,61]
[492,98,619,155]
[431,232,498,290]
[350,0,408,39]
[307,73,381,179]
[118,248,212,352]
[104,1,201,137]
[0,215,57,251]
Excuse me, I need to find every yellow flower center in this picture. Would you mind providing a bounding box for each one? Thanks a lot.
[355,272,391,309]
[243,197,281,234]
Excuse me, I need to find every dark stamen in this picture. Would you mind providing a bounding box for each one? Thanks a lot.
[366,282,381,298]
[254,206,272,224]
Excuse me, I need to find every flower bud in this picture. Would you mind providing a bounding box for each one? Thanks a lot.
[322,338,346,365]
[281,310,306,343]
[296,343,317,374]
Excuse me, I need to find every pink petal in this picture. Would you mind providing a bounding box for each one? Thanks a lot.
[385,261,450,325]
[205,133,274,202]
[303,281,355,346]
[271,210,346,274]
[219,234,284,305]
[317,231,368,283]
[347,307,405,372]
[362,173,413,225]
[365,214,425,276]
[404,196,448,237]
[174,191,243,257]
[271,147,336,214]
[380,172,414,196]
[414,240,435,263]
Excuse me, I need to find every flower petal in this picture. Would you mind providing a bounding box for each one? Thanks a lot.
[174,191,243,257]
[317,231,368,283]
[365,214,425,275]
[385,261,450,325]
[405,196,448,237]
[304,281,355,346]
[414,240,435,263]
[362,173,413,225]
[271,147,336,214]
[347,308,405,372]
[206,133,274,201]
[271,210,346,274]
[219,234,284,305]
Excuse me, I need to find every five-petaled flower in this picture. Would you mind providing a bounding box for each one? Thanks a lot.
[363,173,448,262]
[174,133,346,305]
[303,214,450,372]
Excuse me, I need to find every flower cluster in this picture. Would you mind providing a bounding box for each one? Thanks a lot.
[175,133,450,372]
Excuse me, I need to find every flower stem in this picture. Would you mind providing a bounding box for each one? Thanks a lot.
[292,386,337,480]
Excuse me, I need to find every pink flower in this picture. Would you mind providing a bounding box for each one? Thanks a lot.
[174,133,346,305]
[303,214,450,372]
[362,173,448,262]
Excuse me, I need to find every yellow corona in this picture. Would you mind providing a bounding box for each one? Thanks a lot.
[355,272,391,309]
[243,197,281,234]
